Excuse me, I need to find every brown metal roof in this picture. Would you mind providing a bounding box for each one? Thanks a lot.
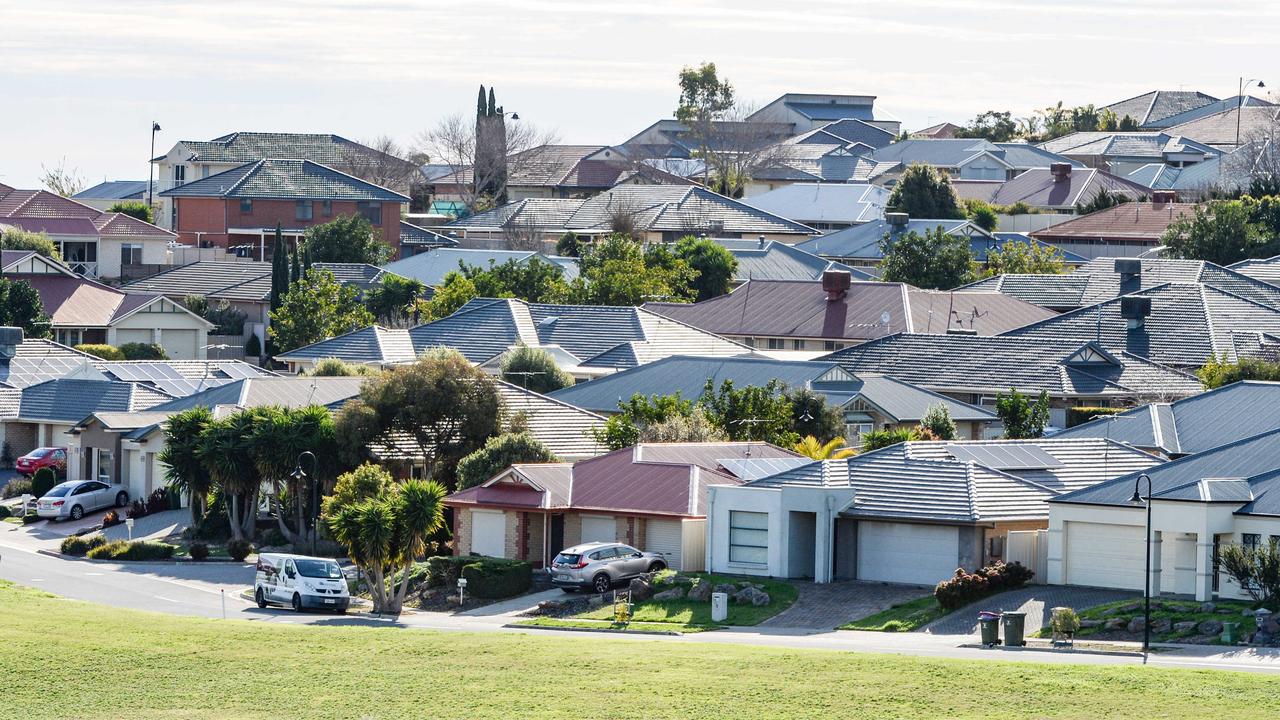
[1032,202,1197,242]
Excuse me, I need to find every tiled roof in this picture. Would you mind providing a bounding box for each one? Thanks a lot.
[645,279,1054,340]
[160,159,408,201]
[1101,90,1219,128]
[789,119,896,149]
[985,167,1153,210]
[741,183,888,225]
[1152,95,1276,129]
[1164,106,1280,148]
[172,132,415,170]
[0,186,172,238]
[863,139,1080,174]
[1231,255,1280,288]
[1038,132,1219,161]
[146,377,367,415]
[0,339,98,389]
[399,221,458,248]
[1032,202,1196,242]
[16,378,172,423]
[122,260,383,303]
[794,218,980,260]
[713,239,876,283]
[313,262,407,293]
[383,247,578,286]
[12,274,203,329]
[73,180,153,201]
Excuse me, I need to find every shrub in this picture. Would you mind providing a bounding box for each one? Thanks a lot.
[22,512,40,524]
[60,534,107,556]
[126,500,148,520]
[188,543,210,561]
[226,539,254,562]
[882,620,907,633]
[396,562,433,595]
[31,467,57,498]
[2,477,32,499]
[147,487,170,514]
[1067,406,1122,428]
[425,556,474,588]
[259,528,287,548]
[118,342,167,360]
[934,561,1034,611]
[981,561,1035,592]
[102,510,122,527]
[1051,606,1081,635]
[74,343,125,360]
[0,505,10,519]
[86,539,176,561]
[460,558,533,599]
[244,333,262,358]
[1,440,14,468]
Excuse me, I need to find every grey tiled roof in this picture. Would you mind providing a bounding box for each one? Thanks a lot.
[795,218,979,260]
[1231,255,1280,288]
[0,339,98,389]
[865,139,1080,173]
[1038,132,1219,160]
[147,377,367,415]
[985,168,1153,210]
[312,263,409,293]
[1164,106,1280,148]
[381,248,579,286]
[160,159,407,201]
[1101,90,1219,128]
[715,239,876,283]
[16,379,172,423]
[789,119,896,149]
[123,261,273,302]
[173,132,416,170]
[400,221,458,248]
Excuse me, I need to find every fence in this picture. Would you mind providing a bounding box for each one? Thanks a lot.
[1005,529,1048,583]
[681,518,707,573]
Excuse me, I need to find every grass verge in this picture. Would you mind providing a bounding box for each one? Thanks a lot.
[1,580,1278,719]
[576,573,797,627]
[840,595,947,632]
[513,617,718,634]
[1034,598,1255,643]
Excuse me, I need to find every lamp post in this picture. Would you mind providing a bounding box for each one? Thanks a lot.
[148,121,162,208]
[1236,78,1266,147]
[291,451,318,555]
[1128,472,1154,654]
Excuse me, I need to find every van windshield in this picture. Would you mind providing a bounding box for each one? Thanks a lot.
[294,559,342,579]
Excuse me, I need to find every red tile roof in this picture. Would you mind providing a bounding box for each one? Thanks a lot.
[0,187,172,238]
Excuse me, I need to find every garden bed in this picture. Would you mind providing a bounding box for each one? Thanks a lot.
[1034,598,1257,645]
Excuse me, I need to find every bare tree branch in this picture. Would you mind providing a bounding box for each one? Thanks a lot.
[40,157,85,197]
[417,113,559,212]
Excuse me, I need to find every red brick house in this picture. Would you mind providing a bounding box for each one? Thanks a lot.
[159,159,408,259]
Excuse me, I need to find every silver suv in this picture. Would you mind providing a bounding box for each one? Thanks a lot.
[549,542,667,594]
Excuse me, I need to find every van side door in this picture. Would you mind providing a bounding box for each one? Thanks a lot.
[270,559,287,601]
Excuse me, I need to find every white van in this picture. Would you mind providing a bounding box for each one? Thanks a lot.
[254,553,350,613]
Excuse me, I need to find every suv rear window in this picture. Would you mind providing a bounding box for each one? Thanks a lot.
[553,553,581,566]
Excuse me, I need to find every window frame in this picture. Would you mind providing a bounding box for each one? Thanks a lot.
[727,510,769,565]
[295,199,314,221]
[239,198,253,214]
[120,243,143,266]
[356,200,383,225]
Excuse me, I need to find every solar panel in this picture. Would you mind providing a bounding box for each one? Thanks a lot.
[219,362,265,379]
[945,443,1064,470]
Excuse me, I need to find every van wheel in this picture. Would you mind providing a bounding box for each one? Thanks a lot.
[255,587,267,609]
[647,561,667,574]
[70,505,84,521]
[336,608,347,615]
[592,573,612,594]
[292,593,304,613]
[115,492,129,508]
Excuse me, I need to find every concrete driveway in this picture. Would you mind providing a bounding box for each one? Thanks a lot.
[922,585,1138,635]
[761,580,925,631]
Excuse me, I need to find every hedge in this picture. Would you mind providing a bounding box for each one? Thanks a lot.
[61,533,108,556]
[31,468,58,498]
[425,555,532,599]
[118,343,168,360]
[1066,406,1122,428]
[86,540,176,561]
[74,344,125,361]
[934,561,1035,611]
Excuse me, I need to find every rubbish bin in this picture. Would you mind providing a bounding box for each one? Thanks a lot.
[1002,612,1026,646]
[1222,622,1241,644]
[978,611,1001,646]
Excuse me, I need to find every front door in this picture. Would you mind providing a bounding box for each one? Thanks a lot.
[549,515,565,560]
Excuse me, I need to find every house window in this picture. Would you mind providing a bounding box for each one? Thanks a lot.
[239,199,253,214]
[322,200,333,216]
[728,511,768,565]
[845,422,874,441]
[120,244,143,266]
[201,165,211,178]
[56,329,83,347]
[172,165,186,186]
[1243,533,1261,551]
[356,201,382,225]
[792,339,805,350]
[824,341,844,351]
[295,200,313,221]
[766,338,785,350]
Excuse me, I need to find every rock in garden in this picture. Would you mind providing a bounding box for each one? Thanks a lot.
[1151,618,1172,633]
[732,586,770,607]
[713,583,738,595]
[1197,620,1224,635]
[1126,617,1146,634]
[686,580,712,602]
[672,575,694,586]
[1198,602,1216,613]
[628,576,653,602]
[537,599,567,614]
[652,587,686,601]
[1173,621,1198,633]
[1079,619,1102,628]
[1116,602,1142,613]
[1103,618,1127,631]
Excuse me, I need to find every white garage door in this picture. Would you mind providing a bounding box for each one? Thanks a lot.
[645,519,683,570]
[1064,521,1144,590]
[580,515,616,544]
[858,521,960,586]
[470,510,506,558]
[160,329,198,360]
[115,329,153,345]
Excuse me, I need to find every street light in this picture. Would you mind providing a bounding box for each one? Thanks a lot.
[148,121,162,208]
[1236,78,1266,147]
[1128,472,1154,655]
[291,451,318,555]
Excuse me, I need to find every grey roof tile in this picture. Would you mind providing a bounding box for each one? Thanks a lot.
[160,159,407,201]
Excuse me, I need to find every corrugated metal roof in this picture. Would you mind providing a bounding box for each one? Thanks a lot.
[741,183,888,225]
[381,248,579,286]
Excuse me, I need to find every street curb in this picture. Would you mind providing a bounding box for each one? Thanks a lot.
[37,549,248,564]
[957,642,1161,658]
[504,621,690,636]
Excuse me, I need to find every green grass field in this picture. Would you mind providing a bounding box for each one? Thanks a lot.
[840,594,947,632]
[1,580,1278,719]
[577,573,798,626]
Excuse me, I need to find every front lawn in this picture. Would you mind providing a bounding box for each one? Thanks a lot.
[841,595,946,632]
[1035,598,1256,644]
[0,581,1276,719]
[575,573,798,627]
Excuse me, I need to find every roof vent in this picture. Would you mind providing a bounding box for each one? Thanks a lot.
[822,270,852,301]
[1152,189,1178,204]
[1115,258,1142,295]
[885,212,909,227]
[1121,296,1152,330]
[946,327,978,336]
[0,326,22,365]
[1050,163,1072,182]
[758,235,767,249]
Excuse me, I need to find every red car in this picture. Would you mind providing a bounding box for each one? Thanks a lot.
[15,447,67,478]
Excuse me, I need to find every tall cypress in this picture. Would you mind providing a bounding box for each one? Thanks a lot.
[269,223,287,312]
[290,243,301,284]
[477,85,487,118]
[487,87,496,116]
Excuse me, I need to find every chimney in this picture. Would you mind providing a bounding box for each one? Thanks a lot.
[1120,295,1152,331]
[1114,258,1142,296]
[0,326,22,367]
[1152,189,1177,204]
[821,269,852,301]
[885,212,909,229]
[1050,163,1072,182]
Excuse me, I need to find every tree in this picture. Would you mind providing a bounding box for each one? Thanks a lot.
[675,62,735,157]
[920,404,957,441]
[365,274,427,326]
[499,345,574,394]
[417,109,558,213]
[570,235,694,305]
[333,349,501,484]
[106,201,154,224]
[955,111,1018,142]
[456,432,558,490]
[964,199,999,232]
[995,388,1051,439]
[418,257,572,321]
[1198,356,1280,389]
[984,239,1065,276]
[879,226,976,289]
[417,272,478,322]
[592,393,696,451]
[269,268,375,353]
[195,409,264,541]
[1163,198,1280,265]
[1,228,60,260]
[308,358,380,377]
[793,436,855,460]
[861,428,918,452]
[159,407,214,526]
[674,235,737,301]
[636,407,726,444]
[786,387,844,442]
[1220,540,1280,611]
[246,406,337,546]
[39,157,84,196]
[290,247,301,285]
[698,378,797,446]
[886,164,964,219]
[556,233,583,257]
[269,224,288,315]
[302,215,393,265]
[0,278,51,338]
[1077,187,1135,215]
[334,135,425,198]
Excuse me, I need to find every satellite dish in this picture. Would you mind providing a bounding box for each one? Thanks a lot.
[880,312,891,325]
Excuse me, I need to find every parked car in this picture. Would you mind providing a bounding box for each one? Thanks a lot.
[549,541,667,594]
[254,553,350,613]
[15,447,67,478]
[35,480,129,521]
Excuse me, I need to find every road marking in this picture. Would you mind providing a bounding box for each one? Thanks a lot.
[30,578,44,582]
[85,572,104,576]
[154,596,178,603]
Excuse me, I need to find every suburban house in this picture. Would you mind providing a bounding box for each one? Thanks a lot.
[547,355,998,443]
[381,247,578,287]
[1047,427,1280,602]
[745,144,878,194]
[158,159,409,259]
[846,139,1081,185]
[746,93,901,136]
[1164,105,1280,150]
[4,251,212,356]
[955,164,1154,214]
[786,118,897,150]
[620,119,795,161]
[705,438,1159,585]
[1100,90,1222,130]
[1125,147,1255,200]
[151,131,423,229]
[911,122,962,139]
[1038,132,1220,176]
[1230,255,1280,289]
[711,238,876,285]
[1055,381,1280,459]
[741,183,889,230]
[819,333,1204,429]
[399,220,459,256]
[275,297,750,375]
[445,442,803,571]
[0,184,177,280]
[1024,200,1197,259]
[71,180,155,212]
[644,272,1055,352]
[961,257,1280,312]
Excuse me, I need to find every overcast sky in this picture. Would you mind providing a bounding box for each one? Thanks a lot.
[2,0,1277,189]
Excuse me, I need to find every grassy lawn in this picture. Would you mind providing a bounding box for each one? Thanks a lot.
[512,617,718,633]
[841,595,946,632]
[1,581,1277,719]
[575,573,797,627]
[171,542,231,560]
[1035,598,1256,643]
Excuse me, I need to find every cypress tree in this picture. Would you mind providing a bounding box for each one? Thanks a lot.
[290,243,301,284]
[488,87,496,116]
[477,85,487,118]
[303,245,313,272]
[269,223,287,312]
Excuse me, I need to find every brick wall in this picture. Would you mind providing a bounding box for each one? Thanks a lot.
[502,510,519,559]
[525,513,546,568]
[174,198,402,255]
[454,508,472,556]
[2,422,38,457]
[563,513,582,549]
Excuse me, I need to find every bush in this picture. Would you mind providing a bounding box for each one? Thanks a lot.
[1051,606,1081,635]
[425,556,474,588]
[74,343,125,360]
[226,539,254,562]
[1067,406,1122,428]
[102,510,122,528]
[86,539,176,561]
[31,467,57,498]
[0,505,10,519]
[244,333,262,358]
[934,561,1034,610]
[2,477,32,499]
[61,534,107,556]
[118,342,167,360]
[980,560,1034,593]
[188,543,210,561]
[22,512,40,525]
[460,558,533,599]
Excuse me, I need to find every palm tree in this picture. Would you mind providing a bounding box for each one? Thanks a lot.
[390,479,447,611]
[159,407,214,525]
[793,435,856,460]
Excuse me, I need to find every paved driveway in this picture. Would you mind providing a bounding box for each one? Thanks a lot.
[761,580,925,630]
[922,585,1138,635]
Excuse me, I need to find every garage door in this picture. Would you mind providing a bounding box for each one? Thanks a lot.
[1064,521,1144,590]
[580,515,615,544]
[160,329,198,360]
[645,519,683,570]
[470,510,506,558]
[115,329,153,346]
[857,521,960,586]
